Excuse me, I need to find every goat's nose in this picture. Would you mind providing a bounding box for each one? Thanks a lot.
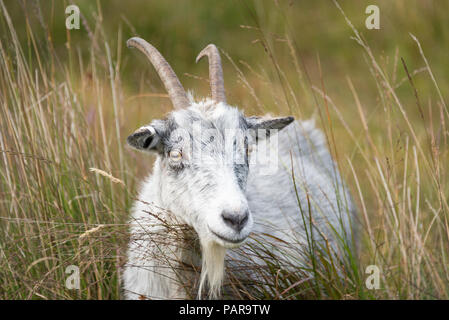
[221,210,249,232]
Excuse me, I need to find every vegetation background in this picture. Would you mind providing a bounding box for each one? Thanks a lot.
[0,0,448,299]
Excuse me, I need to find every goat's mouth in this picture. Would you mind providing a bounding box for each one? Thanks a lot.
[209,228,248,245]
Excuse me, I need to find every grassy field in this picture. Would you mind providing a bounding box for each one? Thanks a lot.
[0,0,448,299]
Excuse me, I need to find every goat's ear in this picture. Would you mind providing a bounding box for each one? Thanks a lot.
[246,116,294,141]
[246,116,294,131]
[126,125,161,153]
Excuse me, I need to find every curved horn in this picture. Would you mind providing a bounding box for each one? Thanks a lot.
[127,37,189,109]
[196,44,226,103]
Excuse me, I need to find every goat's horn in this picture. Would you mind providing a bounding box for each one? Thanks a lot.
[127,37,189,109]
[196,44,226,103]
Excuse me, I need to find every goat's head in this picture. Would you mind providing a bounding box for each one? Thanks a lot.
[126,38,293,296]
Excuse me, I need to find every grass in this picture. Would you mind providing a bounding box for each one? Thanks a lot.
[0,0,448,299]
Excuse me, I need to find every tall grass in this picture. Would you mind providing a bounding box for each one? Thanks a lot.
[0,0,131,299]
[0,0,448,299]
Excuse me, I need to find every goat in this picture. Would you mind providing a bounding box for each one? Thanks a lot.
[122,37,356,299]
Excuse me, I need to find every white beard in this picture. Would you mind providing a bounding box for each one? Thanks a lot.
[198,240,227,299]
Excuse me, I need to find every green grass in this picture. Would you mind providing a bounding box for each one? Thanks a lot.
[0,0,448,299]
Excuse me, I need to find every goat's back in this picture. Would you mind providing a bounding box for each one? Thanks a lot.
[245,119,355,256]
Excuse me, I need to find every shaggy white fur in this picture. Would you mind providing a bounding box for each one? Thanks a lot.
[122,99,355,300]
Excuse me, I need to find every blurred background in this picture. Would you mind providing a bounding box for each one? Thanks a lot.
[7,1,449,96]
[1,0,448,299]
[6,0,448,169]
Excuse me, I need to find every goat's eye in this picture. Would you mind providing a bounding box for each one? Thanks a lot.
[246,144,254,158]
[169,150,182,161]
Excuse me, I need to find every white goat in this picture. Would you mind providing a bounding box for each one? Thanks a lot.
[122,38,356,299]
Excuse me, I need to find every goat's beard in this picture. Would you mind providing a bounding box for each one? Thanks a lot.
[198,240,226,299]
